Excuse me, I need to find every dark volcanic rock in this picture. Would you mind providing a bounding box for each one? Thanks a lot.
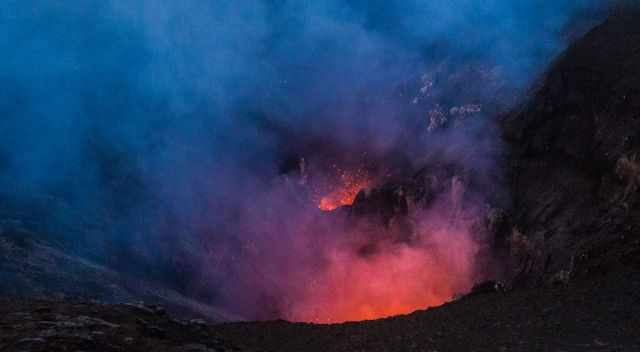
[504,8,640,284]
[0,299,248,352]
[0,221,237,322]
[3,271,639,352]
[466,280,503,297]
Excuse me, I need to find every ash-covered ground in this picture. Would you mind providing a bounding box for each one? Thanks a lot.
[2,269,639,351]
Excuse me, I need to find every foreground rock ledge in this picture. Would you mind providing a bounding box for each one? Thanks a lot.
[1,270,639,352]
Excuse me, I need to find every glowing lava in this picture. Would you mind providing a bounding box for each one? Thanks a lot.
[318,169,371,211]
[284,209,479,324]
[219,164,484,324]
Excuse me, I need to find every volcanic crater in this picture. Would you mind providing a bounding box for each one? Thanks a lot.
[1,2,640,352]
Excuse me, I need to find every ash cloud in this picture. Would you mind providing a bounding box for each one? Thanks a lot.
[0,1,608,320]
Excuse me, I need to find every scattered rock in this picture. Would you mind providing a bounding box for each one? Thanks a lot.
[34,306,52,314]
[188,318,208,327]
[173,343,219,352]
[124,302,158,315]
[142,325,166,339]
[16,337,46,345]
[73,315,121,329]
[466,281,503,297]
[547,270,572,286]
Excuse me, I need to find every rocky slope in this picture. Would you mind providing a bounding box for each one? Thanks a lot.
[0,218,236,322]
[503,8,640,286]
[0,299,250,352]
[2,269,638,351]
[217,269,640,352]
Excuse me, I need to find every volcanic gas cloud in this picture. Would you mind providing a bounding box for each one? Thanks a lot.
[0,0,601,327]
[291,206,480,323]
[209,162,491,323]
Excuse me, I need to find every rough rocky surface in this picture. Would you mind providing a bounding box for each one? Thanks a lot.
[1,269,638,351]
[503,9,640,286]
[0,221,236,322]
[216,270,640,352]
[0,299,252,352]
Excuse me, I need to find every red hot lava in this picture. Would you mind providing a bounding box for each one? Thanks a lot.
[318,168,371,211]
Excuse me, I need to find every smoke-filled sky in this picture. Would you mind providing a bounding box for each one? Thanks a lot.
[1,1,607,321]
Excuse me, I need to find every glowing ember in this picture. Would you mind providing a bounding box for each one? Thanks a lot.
[318,169,371,211]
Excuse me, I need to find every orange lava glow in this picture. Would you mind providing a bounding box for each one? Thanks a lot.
[318,170,371,211]
[226,166,482,324]
[285,221,478,324]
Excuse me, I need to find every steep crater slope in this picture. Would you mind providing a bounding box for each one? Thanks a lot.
[503,8,640,285]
